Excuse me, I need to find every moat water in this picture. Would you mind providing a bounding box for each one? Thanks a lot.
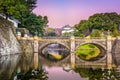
[0,54,120,80]
[0,44,120,80]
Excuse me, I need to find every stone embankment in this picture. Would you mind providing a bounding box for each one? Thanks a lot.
[0,16,22,55]
[0,16,34,74]
[0,16,33,56]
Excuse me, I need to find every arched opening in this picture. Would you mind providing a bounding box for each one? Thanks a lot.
[75,43,106,61]
[40,43,70,61]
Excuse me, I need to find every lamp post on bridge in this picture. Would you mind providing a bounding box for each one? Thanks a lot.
[17,31,21,40]
[33,35,39,69]
[70,35,75,69]
[106,30,112,69]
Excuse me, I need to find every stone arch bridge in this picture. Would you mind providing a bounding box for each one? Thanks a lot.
[18,35,116,69]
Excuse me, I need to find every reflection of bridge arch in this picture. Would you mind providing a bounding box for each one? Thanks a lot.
[39,42,70,61]
[38,37,71,64]
[75,42,107,63]
[75,41,107,64]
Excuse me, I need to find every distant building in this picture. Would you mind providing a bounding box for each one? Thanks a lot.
[61,25,74,37]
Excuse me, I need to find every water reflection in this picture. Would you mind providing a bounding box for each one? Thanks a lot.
[41,43,70,61]
[0,54,21,80]
[74,68,120,80]
[14,67,48,80]
[44,66,87,80]
[0,53,120,80]
[75,43,106,61]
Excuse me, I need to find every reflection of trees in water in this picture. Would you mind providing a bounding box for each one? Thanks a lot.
[10,53,48,80]
[14,67,48,80]
[74,68,120,80]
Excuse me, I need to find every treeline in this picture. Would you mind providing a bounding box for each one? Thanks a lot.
[74,12,120,37]
[0,0,48,36]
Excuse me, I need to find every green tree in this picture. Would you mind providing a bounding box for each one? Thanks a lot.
[45,27,56,36]
[0,0,28,19]
[74,20,92,36]
[112,29,119,37]
[90,30,101,37]
[74,12,120,37]
[0,0,48,36]
[47,32,56,36]
[0,0,37,19]
[26,0,37,11]
[20,13,48,36]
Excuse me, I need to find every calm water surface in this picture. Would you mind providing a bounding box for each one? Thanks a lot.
[0,54,120,80]
[0,44,120,80]
[44,66,88,80]
[0,54,88,80]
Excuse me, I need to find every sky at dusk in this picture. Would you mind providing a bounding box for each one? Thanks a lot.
[33,0,120,28]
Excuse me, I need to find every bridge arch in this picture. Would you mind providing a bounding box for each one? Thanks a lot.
[39,42,70,51]
[38,42,70,62]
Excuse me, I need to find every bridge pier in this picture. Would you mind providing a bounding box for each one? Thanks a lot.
[70,36,75,68]
[106,35,112,69]
[33,36,39,69]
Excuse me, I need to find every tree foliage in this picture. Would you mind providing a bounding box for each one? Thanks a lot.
[90,30,101,37]
[44,27,56,36]
[74,12,120,37]
[26,0,37,11]
[47,32,56,36]
[0,0,37,19]
[0,0,28,19]
[0,0,48,36]
[20,13,48,36]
